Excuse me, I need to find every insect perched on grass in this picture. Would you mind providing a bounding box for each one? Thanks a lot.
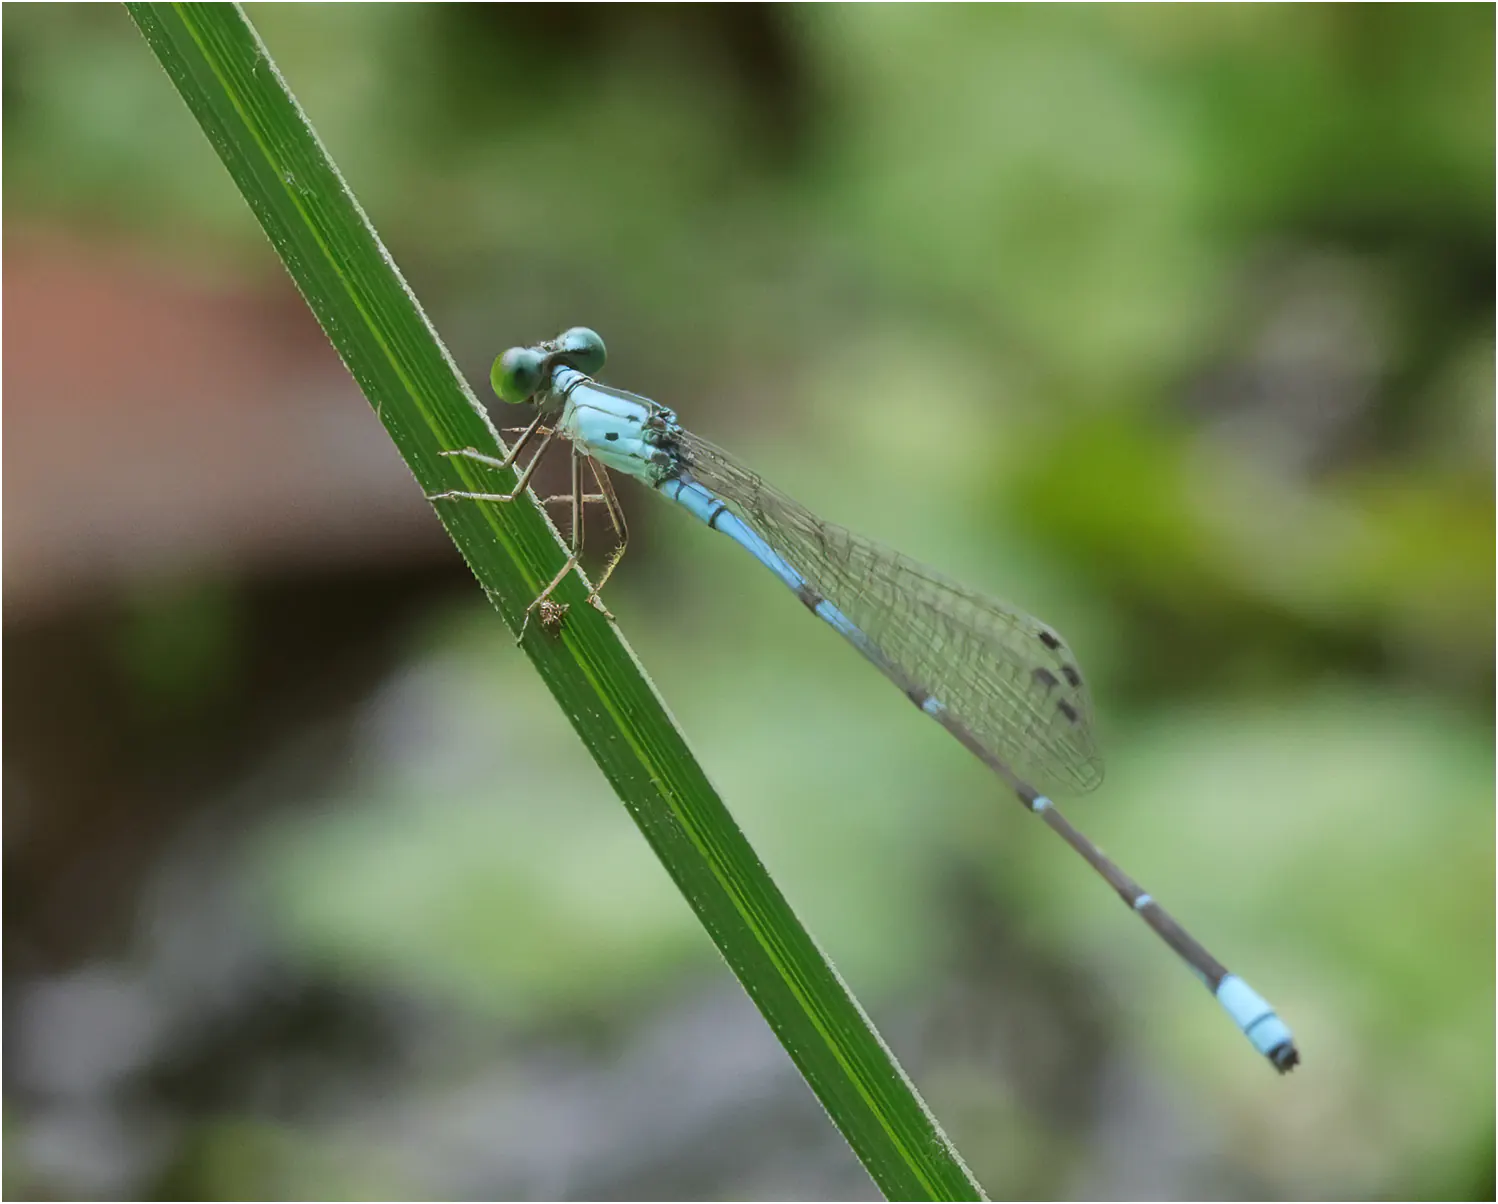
[430,327,1299,1073]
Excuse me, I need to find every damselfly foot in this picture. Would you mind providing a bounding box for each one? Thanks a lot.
[536,599,569,636]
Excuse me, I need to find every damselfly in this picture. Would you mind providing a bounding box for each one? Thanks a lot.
[431,327,1299,1073]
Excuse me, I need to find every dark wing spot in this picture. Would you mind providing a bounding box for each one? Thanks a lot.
[605,431,619,442]
[1038,629,1062,650]
[1031,667,1059,690]
[1057,700,1080,725]
[1061,664,1082,687]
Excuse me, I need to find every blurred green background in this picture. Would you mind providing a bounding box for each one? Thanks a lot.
[4,4,1492,1200]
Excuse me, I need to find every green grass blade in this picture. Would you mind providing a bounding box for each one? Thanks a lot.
[126,4,986,1198]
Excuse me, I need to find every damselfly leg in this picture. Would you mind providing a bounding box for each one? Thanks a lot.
[428,409,558,503]
[514,446,627,637]
[431,423,627,640]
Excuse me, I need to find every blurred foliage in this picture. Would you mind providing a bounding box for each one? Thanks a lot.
[6,3,1492,1200]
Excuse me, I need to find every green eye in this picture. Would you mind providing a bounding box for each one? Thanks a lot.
[556,327,606,376]
[491,346,546,404]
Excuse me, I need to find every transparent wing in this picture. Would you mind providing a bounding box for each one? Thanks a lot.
[678,430,1103,798]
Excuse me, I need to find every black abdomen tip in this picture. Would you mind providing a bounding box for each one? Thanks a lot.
[1268,1042,1301,1074]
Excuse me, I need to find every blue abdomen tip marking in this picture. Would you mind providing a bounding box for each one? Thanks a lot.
[1216,975,1296,1066]
[1133,894,1153,911]
[1031,795,1052,814]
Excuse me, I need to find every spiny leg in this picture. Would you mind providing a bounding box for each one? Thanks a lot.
[582,455,628,614]
[430,429,622,641]
[427,423,578,641]
[525,488,617,629]
[516,443,588,641]
[538,490,619,586]
[427,424,559,504]
[437,410,549,476]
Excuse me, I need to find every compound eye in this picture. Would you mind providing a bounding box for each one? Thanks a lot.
[491,346,546,404]
[556,327,606,376]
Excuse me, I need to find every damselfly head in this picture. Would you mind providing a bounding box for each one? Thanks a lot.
[554,326,607,377]
[491,346,546,404]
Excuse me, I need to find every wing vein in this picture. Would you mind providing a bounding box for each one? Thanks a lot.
[677,430,1104,798]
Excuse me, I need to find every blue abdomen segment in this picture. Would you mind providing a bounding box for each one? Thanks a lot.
[1216,975,1297,1070]
[659,477,884,663]
[660,477,807,592]
[659,475,1301,1074]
